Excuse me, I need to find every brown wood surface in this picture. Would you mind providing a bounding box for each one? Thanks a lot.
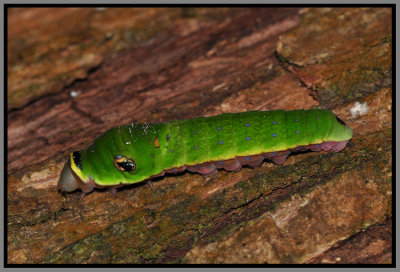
[7,7,392,264]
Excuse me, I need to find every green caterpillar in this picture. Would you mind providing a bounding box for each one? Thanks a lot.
[58,109,352,195]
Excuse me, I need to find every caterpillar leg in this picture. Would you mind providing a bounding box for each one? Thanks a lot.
[108,187,117,197]
[262,151,290,165]
[80,192,87,200]
[203,169,218,176]
[223,159,242,172]
[321,141,349,152]
[147,180,154,190]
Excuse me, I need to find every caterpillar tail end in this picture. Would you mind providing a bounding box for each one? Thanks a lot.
[58,158,81,193]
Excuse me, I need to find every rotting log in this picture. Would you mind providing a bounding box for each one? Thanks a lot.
[7,7,392,264]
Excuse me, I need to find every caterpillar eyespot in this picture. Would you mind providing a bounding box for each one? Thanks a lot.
[114,156,136,172]
[58,109,352,194]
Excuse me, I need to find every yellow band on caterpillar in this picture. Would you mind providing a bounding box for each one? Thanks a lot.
[69,152,87,182]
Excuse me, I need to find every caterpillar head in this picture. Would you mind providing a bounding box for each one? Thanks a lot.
[58,151,95,193]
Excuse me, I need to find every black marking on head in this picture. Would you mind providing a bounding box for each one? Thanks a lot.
[73,151,82,170]
[114,156,136,172]
[335,116,347,126]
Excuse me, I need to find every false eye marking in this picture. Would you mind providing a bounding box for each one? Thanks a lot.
[114,155,136,172]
